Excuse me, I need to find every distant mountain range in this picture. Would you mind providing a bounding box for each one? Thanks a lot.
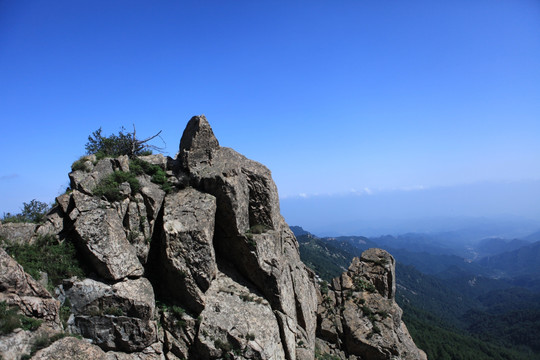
[292,225,540,278]
[292,225,540,359]
[478,240,540,278]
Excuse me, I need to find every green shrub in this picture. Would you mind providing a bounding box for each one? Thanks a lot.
[320,281,329,295]
[361,305,373,316]
[93,170,140,202]
[240,294,255,302]
[104,307,124,316]
[2,200,49,224]
[3,234,86,289]
[0,302,21,335]
[60,299,71,329]
[170,305,185,319]
[86,128,144,158]
[245,224,269,246]
[130,158,172,193]
[71,157,91,172]
[315,346,341,360]
[249,224,268,234]
[214,339,232,352]
[85,127,161,159]
[20,316,42,331]
[354,277,376,293]
[156,301,187,328]
[0,301,42,335]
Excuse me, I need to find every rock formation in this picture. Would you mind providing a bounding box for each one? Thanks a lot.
[316,249,427,360]
[0,115,426,359]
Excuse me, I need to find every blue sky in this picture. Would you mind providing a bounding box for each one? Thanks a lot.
[1,1,539,234]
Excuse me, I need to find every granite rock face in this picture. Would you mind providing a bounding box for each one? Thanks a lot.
[0,223,38,245]
[155,187,217,314]
[62,277,157,352]
[72,203,144,281]
[0,115,426,360]
[177,116,319,360]
[31,336,108,360]
[317,249,427,360]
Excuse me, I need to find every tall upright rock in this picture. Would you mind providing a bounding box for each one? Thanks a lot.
[0,115,426,360]
[175,116,319,360]
[317,249,428,360]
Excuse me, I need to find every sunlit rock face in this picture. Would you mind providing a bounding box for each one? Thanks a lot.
[317,248,428,360]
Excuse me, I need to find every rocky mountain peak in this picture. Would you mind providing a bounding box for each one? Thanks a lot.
[179,115,220,170]
[0,116,426,360]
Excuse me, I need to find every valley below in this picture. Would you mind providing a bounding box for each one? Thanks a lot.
[293,226,540,359]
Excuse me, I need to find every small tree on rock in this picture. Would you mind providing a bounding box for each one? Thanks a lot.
[85,126,164,159]
[2,199,50,224]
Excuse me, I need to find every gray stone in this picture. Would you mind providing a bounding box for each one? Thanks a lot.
[157,188,217,313]
[64,277,157,352]
[35,208,65,239]
[138,176,166,233]
[125,196,152,264]
[0,223,37,245]
[55,193,72,214]
[105,342,164,360]
[0,328,35,360]
[31,336,108,360]
[72,205,143,281]
[138,154,168,169]
[178,115,220,170]
[195,271,286,360]
[69,158,115,196]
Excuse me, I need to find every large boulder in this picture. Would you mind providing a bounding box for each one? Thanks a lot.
[69,191,144,281]
[105,342,164,360]
[155,187,217,314]
[31,336,108,360]
[124,194,152,264]
[194,269,286,360]
[63,277,157,352]
[0,223,38,245]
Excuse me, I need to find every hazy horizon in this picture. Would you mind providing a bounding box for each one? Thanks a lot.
[281,179,540,238]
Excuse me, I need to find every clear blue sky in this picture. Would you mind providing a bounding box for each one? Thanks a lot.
[1,1,539,234]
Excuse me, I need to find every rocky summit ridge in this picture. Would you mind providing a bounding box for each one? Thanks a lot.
[0,116,426,360]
